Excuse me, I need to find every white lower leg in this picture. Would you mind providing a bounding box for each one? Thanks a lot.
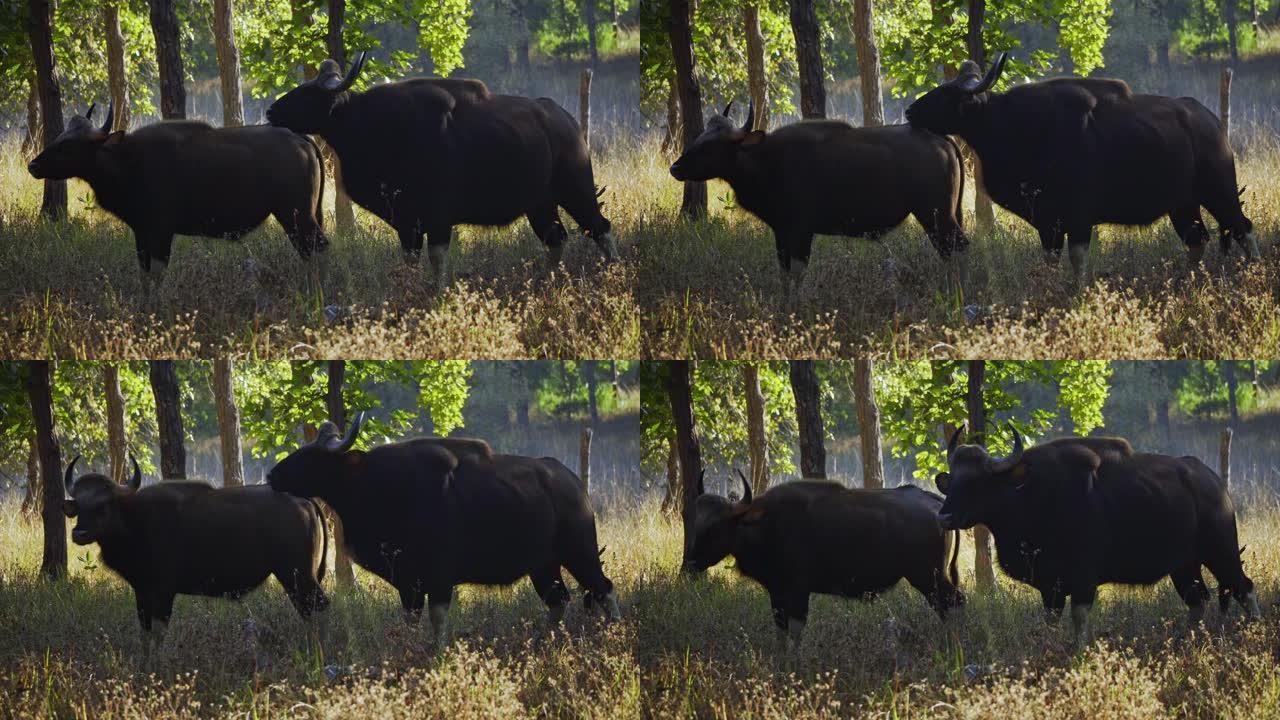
[1068,244,1088,284]
[547,243,564,266]
[427,245,448,288]
[547,603,566,625]
[601,591,621,621]
[428,603,450,648]
[787,617,805,650]
[1245,232,1261,260]
[594,231,618,262]
[1070,603,1092,646]
[1187,243,1206,263]
[1242,591,1262,620]
[1187,603,1206,624]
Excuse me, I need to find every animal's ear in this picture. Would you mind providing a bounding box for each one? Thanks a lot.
[102,131,125,146]
[737,504,766,524]
[740,130,766,147]
[62,500,78,517]
[934,472,951,495]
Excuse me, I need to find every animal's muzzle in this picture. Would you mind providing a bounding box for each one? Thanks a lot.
[669,162,686,180]
[27,160,43,178]
[70,527,91,545]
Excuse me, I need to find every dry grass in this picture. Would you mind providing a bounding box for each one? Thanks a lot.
[0,133,642,360]
[639,131,1280,359]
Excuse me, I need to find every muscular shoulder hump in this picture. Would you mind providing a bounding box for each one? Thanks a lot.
[407,437,494,465]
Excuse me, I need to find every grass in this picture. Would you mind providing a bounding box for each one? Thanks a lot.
[639,126,1280,359]
[4,487,1278,718]
[0,130,642,359]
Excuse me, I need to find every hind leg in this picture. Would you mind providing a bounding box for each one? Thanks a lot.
[914,207,969,258]
[907,568,964,621]
[526,204,569,267]
[275,208,329,257]
[530,566,571,625]
[1037,224,1065,266]
[1170,564,1210,624]
[1169,205,1210,264]
[277,569,333,657]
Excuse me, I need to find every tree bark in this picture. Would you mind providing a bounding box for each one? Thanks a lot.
[327,0,355,229]
[789,360,826,479]
[22,434,41,518]
[579,427,593,493]
[853,359,884,489]
[966,360,996,589]
[668,0,707,218]
[148,361,186,480]
[666,361,704,567]
[743,3,769,130]
[579,68,593,145]
[1224,0,1239,67]
[583,361,600,428]
[788,0,826,119]
[148,0,187,119]
[967,0,995,230]
[212,0,244,127]
[28,0,67,218]
[213,358,244,487]
[584,0,599,67]
[327,361,356,589]
[742,364,770,496]
[27,361,66,580]
[661,431,680,516]
[1224,361,1239,427]
[103,1,130,131]
[852,0,883,127]
[104,365,127,483]
[22,76,41,157]
[661,75,681,153]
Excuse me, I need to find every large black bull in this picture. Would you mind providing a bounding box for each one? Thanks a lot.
[935,426,1260,645]
[61,455,330,659]
[685,471,962,649]
[266,414,619,647]
[27,105,327,274]
[669,102,967,285]
[906,53,1258,284]
[265,53,616,288]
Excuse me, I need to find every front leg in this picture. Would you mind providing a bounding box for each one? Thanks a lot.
[1037,224,1065,266]
[1039,582,1066,624]
[1065,226,1093,287]
[1069,585,1097,648]
[427,587,453,650]
[134,229,174,297]
[397,225,423,266]
[425,225,453,291]
[398,585,425,625]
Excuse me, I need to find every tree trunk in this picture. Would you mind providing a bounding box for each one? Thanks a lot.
[852,0,883,127]
[148,0,187,119]
[661,76,681,153]
[1224,361,1239,427]
[104,365,127,483]
[967,0,995,230]
[668,0,707,218]
[661,431,680,516]
[213,358,244,487]
[103,1,130,131]
[583,361,600,427]
[327,361,356,589]
[789,360,826,479]
[22,434,41,518]
[584,0,599,67]
[327,0,355,229]
[853,359,884,489]
[743,3,769,131]
[516,0,531,71]
[1225,0,1239,67]
[788,0,826,119]
[666,361,704,567]
[579,427,592,493]
[28,0,67,218]
[22,76,41,157]
[27,361,66,580]
[1156,40,1171,71]
[966,360,996,590]
[742,364,770,496]
[579,68,593,145]
[148,361,186,480]
[212,0,244,127]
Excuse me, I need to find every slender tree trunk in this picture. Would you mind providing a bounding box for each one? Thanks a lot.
[661,76,681,152]
[327,360,356,589]
[104,365,127,483]
[668,0,707,217]
[148,0,187,119]
[852,0,884,127]
[22,77,40,157]
[103,1,130,131]
[966,361,996,589]
[584,0,599,67]
[789,360,826,479]
[1224,361,1239,427]
[213,358,244,487]
[1225,0,1240,67]
[853,359,884,489]
[788,0,826,119]
[212,0,244,127]
[516,0,531,71]
[661,431,680,515]
[583,361,600,428]
[28,0,67,218]
[148,361,186,480]
[742,364,770,496]
[666,361,704,567]
[967,0,995,230]
[327,0,355,229]
[743,3,769,130]
[28,361,66,580]
[22,434,41,518]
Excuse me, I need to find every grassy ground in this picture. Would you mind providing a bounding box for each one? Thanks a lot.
[638,130,1280,360]
[0,129,640,360]
[6,489,1277,718]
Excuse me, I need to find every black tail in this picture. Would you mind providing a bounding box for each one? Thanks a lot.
[948,529,961,589]
[943,134,966,231]
[308,497,330,585]
[298,133,326,230]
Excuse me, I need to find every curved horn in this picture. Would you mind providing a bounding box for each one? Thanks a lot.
[127,453,142,491]
[964,52,1008,94]
[735,468,752,504]
[100,103,114,134]
[64,455,81,498]
[987,422,1025,474]
[332,50,368,92]
[85,103,96,121]
[696,468,706,496]
[741,101,755,133]
[333,411,364,452]
[946,424,966,460]
[722,100,734,118]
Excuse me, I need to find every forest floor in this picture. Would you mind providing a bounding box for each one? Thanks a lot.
[0,54,640,359]
[5,492,1278,718]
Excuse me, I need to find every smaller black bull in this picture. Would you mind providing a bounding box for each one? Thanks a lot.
[27,104,327,275]
[685,471,962,649]
[935,425,1260,646]
[266,414,619,648]
[62,455,330,659]
[669,102,967,286]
